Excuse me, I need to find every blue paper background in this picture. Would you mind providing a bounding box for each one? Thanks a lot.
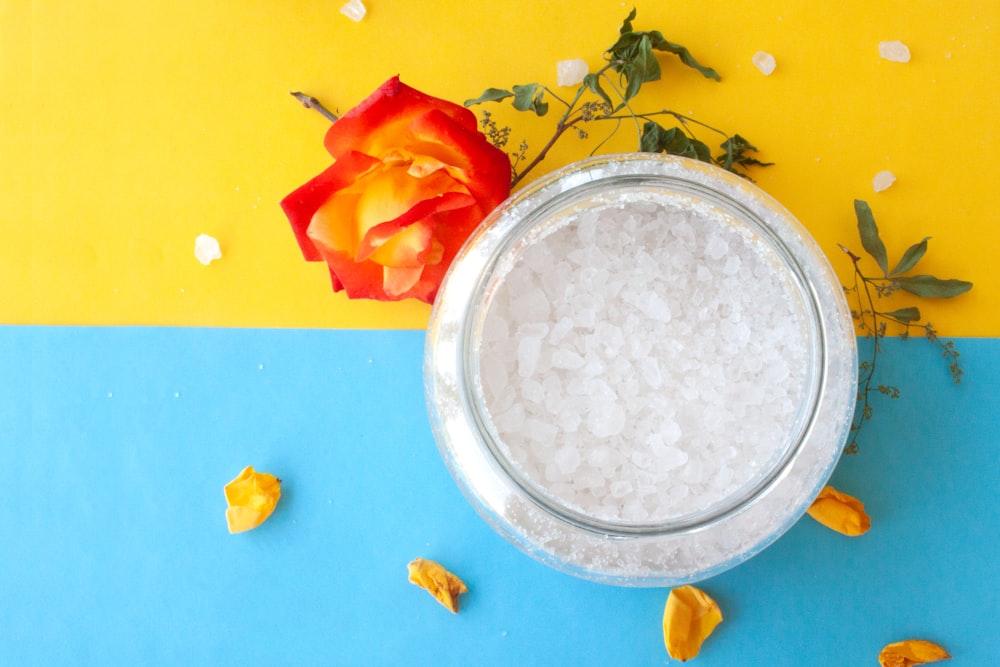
[1,326,997,665]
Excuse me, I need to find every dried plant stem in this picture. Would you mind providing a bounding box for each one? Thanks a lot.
[290,91,339,123]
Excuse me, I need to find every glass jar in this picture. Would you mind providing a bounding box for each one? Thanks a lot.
[424,154,856,586]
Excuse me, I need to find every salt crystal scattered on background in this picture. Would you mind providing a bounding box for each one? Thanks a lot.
[873,170,896,192]
[194,234,222,265]
[751,51,777,75]
[879,40,911,63]
[340,0,366,22]
[556,59,588,87]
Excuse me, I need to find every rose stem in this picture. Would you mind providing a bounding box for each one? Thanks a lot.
[290,91,339,123]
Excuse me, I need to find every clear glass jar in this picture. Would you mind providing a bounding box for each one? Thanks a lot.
[424,154,856,586]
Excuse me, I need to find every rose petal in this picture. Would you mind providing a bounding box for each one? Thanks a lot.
[406,108,511,208]
[807,485,871,536]
[280,151,380,262]
[324,77,479,159]
[383,265,425,297]
[663,585,723,661]
[407,558,468,613]
[224,466,281,534]
[878,639,951,667]
[352,166,473,262]
[367,220,435,268]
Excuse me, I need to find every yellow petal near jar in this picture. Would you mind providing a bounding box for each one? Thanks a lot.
[224,466,282,533]
[807,485,871,536]
[878,639,951,666]
[662,585,723,661]
[407,558,468,614]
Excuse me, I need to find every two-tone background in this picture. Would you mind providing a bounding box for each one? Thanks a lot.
[4,1,998,664]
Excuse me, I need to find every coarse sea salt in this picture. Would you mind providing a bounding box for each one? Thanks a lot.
[425,154,857,585]
[879,40,911,63]
[751,51,777,76]
[478,194,811,524]
[194,234,222,265]
[340,0,366,22]
[557,59,589,87]
[873,170,896,192]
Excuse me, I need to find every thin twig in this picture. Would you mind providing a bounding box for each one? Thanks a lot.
[290,91,339,123]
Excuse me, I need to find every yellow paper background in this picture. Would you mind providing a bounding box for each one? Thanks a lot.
[4,0,997,332]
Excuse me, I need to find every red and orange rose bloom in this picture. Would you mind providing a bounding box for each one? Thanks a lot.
[281,76,512,303]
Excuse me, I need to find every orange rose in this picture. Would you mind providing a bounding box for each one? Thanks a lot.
[281,76,511,303]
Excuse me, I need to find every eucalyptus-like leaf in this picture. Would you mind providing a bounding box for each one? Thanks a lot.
[715,134,772,173]
[647,32,721,81]
[511,84,549,116]
[854,199,889,276]
[888,237,930,277]
[582,73,613,108]
[463,88,513,107]
[619,7,637,34]
[893,275,973,298]
[639,122,711,161]
[883,307,921,323]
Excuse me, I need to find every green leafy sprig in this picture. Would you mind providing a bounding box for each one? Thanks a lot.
[465,9,771,187]
[840,199,973,454]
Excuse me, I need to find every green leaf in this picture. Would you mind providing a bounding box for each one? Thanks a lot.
[606,32,660,101]
[619,7,637,34]
[888,237,930,277]
[463,88,513,107]
[511,84,549,116]
[883,307,921,323]
[714,134,773,173]
[854,199,889,276]
[582,73,613,108]
[639,122,711,161]
[647,31,721,81]
[892,275,973,298]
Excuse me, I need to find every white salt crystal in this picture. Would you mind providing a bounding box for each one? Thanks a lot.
[873,170,896,192]
[640,358,662,388]
[704,234,729,260]
[556,59,589,87]
[519,322,550,339]
[553,445,582,474]
[548,316,574,344]
[586,402,627,438]
[751,50,777,75]
[340,0,366,22]
[551,348,586,370]
[587,444,624,469]
[194,234,222,265]
[517,337,542,377]
[879,40,911,63]
[610,480,634,499]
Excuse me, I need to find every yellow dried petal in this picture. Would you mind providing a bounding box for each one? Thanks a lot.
[663,585,723,661]
[807,485,871,536]
[407,558,468,614]
[878,639,951,667]
[224,465,281,533]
